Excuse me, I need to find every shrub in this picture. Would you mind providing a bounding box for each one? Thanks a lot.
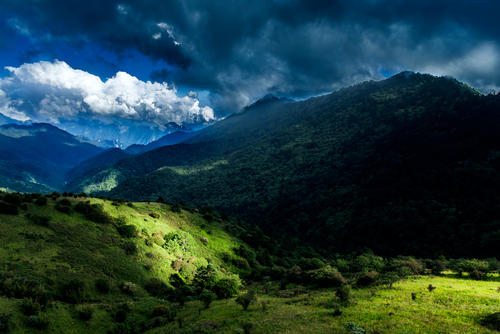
[34,197,48,206]
[470,269,487,280]
[234,245,256,265]
[113,310,127,323]
[116,224,137,238]
[29,215,50,227]
[192,265,217,293]
[21,298,41,316]
[481,312,500,331]
[336,285,352,306]
[213,278,240,299]
[425,258,447,275]
[200,289,217,309]
[122,241,138,255]
[58,279,86,303]
[169,272,186,288]
[393,257,424,275]
[48,192,60,200]
[356,271,379,287]
[144,278,171,298]
[151,305,176,320]
[76,305,93,321]
[0,276,50,305]
[241,322,255,334]
[95,278,110,294]
[0,201,18,215]
[343,321,366,334]
[450,259,490,278]
[235,290,257,310]
[306,265,346,287]
[58,198,71,207]
[352,253,385,273]
[170,203,181,213]
[163,232,195,254]
[378,272,400,289]
[3,193,22,206]
[119,282,139,296]
[0,313,9,333]
[75,202,114,224]
[298,258,325,270]
[55,203,71,214]
[233,257,251,270]
[24,315,49,330]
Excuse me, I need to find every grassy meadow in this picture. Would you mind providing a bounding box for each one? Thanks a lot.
[0,194,498,333]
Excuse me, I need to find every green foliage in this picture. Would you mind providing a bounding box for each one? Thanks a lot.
[29,215,50,227]
[163,231,195,255]
[24,314,49,330]
[0,313,9,333]
[2,193,22,206]
[76,305,93,321]
[122,241,138,255]
[119,282,139,296]
[449,259,490,279]
[74,201,114,224]
[170,203,182,213]
[213,278,240,299]
[481,312,500,331]
[192,265,217,293]
[116,224,138,238]
[149,212,160,219]
[95,278,110,294]
[57,279,86,303]
[378,272,400,289]
[20,298,41,316]
[343,322,366,334]
[336,285,352,306]
[34,196,47,206]
[356,271,379,287]
[298,258,325,270]
[235,290,257,310]
[305,265,346,287]
[0,201,18,215]
[84,73,500,259]
[144,278,171,298]
[200,289,217,309]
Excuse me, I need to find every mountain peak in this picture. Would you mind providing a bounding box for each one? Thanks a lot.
[245,94,292,110]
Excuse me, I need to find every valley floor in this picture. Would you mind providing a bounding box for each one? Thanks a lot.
[1,275,498,333]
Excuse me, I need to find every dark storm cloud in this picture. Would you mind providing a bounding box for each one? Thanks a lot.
[2,0,500,113]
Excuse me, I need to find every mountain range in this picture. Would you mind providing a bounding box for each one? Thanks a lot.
[0,123,102,192]
[1,72,499,258]
[64,72,500,257]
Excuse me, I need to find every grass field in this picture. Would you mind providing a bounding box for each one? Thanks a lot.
[0,196,498,333]
[154,275,500,334]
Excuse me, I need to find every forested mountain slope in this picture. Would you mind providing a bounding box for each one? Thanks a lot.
[69,73,500,257]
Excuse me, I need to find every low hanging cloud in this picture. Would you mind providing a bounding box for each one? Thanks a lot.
[0,60,215,127]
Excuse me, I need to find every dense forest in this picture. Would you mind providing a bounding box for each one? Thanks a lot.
[68,73,500,258]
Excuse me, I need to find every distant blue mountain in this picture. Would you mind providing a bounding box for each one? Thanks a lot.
[0,123,102,192]
[125,130,197,154]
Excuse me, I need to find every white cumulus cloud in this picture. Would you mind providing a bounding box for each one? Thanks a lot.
[0,60,215,127]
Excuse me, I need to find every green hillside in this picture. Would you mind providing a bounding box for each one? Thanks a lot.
[0,193,247,333]
[0,192,499,333]
[68,73,500,258]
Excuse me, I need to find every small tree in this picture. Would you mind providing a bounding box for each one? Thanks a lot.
[200,290,217,309]
[235,290,257,310]
[379,272,399,289]
[336,285,352,306]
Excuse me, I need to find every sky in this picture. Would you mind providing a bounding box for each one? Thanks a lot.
[0,0,499,144]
